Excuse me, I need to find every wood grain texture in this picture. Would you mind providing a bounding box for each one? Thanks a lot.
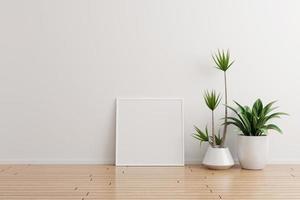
[0,165,299,199]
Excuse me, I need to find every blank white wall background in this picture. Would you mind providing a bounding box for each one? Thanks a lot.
[0,0,299,163]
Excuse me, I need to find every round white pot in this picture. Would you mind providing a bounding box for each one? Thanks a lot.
[202,146,234,169]
[237,135,268,170]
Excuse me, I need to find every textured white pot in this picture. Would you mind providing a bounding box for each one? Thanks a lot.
[238,135,268,170]
[202,146,234,169]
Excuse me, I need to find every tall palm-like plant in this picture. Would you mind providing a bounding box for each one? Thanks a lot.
[226,99,287,136]
[193,90,221,147]
[212,50,234,147]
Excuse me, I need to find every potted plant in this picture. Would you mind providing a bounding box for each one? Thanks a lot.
[193,50,235,169]
[226,99,287,169]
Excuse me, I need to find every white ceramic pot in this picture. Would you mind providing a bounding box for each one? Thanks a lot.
[237,135,268,170]
[202,146,234,169]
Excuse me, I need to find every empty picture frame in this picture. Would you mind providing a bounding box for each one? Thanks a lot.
[116,98,184,166]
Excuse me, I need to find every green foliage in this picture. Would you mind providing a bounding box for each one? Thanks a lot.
[204,90,221,111]
[226,99,288,136]
[193,126,222,146]
[212,49,234,72]
[193,125,209,145]
[211,131,222,146]
[193,49,235,148]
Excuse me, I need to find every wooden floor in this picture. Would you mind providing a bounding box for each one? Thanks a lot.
[0,165,299,199]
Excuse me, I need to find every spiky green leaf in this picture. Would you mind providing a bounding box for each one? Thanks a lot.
[225,99,287,136]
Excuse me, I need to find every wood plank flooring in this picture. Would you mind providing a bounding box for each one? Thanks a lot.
[0,165,299,199]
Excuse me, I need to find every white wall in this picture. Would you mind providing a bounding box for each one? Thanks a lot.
[0,0,299,164]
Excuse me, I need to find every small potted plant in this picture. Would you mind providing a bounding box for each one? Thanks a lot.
[193,90,234,169]
[226,99,287,169]
[193,50,235,169]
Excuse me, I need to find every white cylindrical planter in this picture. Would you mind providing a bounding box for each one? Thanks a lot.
[237,135,268,170]
[202,146,234,170]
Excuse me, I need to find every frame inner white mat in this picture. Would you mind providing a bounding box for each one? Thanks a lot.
[116,98,184,166]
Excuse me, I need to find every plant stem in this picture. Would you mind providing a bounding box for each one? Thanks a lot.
[221,72,228,147]
[212,110,216,147]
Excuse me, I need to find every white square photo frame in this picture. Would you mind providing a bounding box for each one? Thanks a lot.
[116,98,184,166]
